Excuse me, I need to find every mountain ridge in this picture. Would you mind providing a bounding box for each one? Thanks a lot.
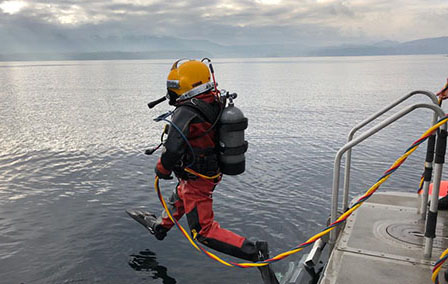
[1,36,447,61]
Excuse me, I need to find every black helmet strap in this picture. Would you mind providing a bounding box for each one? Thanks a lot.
[167,90,179,106]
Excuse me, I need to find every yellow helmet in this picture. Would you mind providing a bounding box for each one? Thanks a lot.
[167,59,214,102]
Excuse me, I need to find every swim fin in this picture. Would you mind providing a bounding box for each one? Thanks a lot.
[256,241,280,284]
[126,209,167,240]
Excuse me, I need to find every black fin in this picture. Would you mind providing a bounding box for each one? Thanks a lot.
[126,209,157,234]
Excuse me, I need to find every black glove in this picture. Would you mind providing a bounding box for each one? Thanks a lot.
[155,167,173,180]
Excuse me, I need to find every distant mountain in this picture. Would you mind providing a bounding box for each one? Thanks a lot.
[0,50,214,61]
[372,40,400,47]
[0,36,447,61]
[397,37,448,54]
[310,36,448,56]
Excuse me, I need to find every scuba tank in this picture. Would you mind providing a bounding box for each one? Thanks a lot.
[218,92,248,175]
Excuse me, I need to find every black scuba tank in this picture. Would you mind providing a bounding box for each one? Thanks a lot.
[218,94,248,175]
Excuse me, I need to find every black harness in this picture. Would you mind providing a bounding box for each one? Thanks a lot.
[174,98,222,179]
[180,98,221,125]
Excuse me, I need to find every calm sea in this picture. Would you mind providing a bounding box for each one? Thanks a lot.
[1,55,448,283]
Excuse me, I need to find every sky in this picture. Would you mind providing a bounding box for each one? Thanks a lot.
[0,0,447,53]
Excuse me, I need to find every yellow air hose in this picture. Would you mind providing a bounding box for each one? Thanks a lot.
[153,115,448,270]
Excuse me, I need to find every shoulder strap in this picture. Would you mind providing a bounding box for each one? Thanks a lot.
[179,98,219,124]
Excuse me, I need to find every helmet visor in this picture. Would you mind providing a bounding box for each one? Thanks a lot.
[167,80,180,89]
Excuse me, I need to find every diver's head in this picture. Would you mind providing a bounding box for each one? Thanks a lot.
[166,59,214,105]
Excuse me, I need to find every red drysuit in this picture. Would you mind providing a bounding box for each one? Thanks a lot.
[154,91,259,261]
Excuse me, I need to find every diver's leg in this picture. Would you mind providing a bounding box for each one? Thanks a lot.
[127,183,185,240]
[183,178,279,283]
[149,183,185,239]
[183,178,259,260]
[157,183,185,229]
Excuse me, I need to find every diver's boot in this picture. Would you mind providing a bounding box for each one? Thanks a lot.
[255,241,280,284]
[126,209,167,240]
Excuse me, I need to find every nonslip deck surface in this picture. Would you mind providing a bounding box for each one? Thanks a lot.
[319,192,448,284]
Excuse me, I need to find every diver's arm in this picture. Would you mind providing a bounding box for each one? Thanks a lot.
[155,106,197,176]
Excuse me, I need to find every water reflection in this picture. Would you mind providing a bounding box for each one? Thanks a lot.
[129,250,177,284]
[1,57,447,283]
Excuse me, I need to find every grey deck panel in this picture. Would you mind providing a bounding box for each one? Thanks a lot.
[320,191,448,284]
[320,250,436,284]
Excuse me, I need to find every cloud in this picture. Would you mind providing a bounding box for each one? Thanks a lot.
[0,0,447,53]
[0,1,28,14]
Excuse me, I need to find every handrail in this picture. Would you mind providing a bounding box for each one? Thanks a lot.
[330,103,446,247]
[425,147,445,258]
[342,90,439,212]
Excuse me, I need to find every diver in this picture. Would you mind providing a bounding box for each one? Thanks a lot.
[127,59,278,283]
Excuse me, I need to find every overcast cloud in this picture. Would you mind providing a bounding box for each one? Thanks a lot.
[0,0,447,53]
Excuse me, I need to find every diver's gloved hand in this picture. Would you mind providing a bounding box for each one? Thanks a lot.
[155,159,173,180]
[155,167,173,180]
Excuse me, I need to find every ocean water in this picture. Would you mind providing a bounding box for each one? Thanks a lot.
[0,55,448,283]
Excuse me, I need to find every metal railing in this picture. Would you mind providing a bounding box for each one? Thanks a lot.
[329,102,446,258]
[342,91,439,213]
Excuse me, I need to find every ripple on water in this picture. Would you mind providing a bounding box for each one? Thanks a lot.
[1,57,448,283]
[0,148,138,204]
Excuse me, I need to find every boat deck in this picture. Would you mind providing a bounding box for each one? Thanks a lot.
[319,191,448,284]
